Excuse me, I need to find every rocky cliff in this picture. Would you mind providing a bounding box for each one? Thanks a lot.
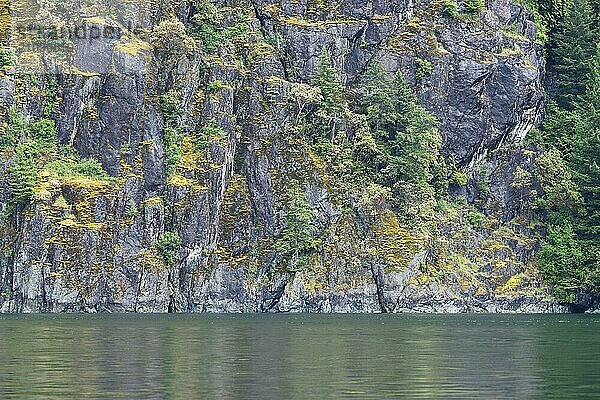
[0,0,572,312]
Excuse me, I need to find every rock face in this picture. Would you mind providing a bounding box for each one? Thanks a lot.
[0,0,568,312]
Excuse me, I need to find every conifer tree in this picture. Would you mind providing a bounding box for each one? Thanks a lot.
[548,0,598,109]
[312,49,345,135]
[357,64,441,218]
[540,43,600,298]
[534,0,571,33]
[571,44,600,242]
[277,183,318,271]
[538,223,585,303]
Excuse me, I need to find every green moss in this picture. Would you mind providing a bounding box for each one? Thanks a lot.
[160,89,183,126]
[466,210,485,228]
[43,159,114,182]
[156,232,182,268]
[462,0,485,15]
[451,171,468,186]
[4,111,113,212]
[189,0,249,55]
[416,58,433,82]
[0,108,24,149]
[196,120,228,152]
[370,211,422,270]
[443,0,459,18]
[0,46,14,68]
[207,80,232,93]
[164,127,183,176]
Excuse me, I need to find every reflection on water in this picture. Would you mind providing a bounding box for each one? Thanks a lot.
[0,314,598,399]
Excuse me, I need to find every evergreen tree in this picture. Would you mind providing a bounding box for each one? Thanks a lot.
[571,44,600,245]
[538,223,585,303]
[359,65,439,188]
[579,43,600,120]
[277,183,318,271]
[548,0,598,109]
[9,141,38,208]
[539,40,600,298]
[312,49,344,122]
[357,64,442,219]
[534,0,571,33]
[359,63,398,134]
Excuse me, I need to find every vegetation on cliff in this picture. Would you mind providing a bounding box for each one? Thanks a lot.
[529,0,600,302]
[0,0,598,311]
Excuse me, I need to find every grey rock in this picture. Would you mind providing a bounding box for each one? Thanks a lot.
[0,0,571,313]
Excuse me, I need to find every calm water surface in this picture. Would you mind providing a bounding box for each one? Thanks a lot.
[0,314,598,399]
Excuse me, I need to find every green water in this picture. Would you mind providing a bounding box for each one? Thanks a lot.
[0,314,598,399]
